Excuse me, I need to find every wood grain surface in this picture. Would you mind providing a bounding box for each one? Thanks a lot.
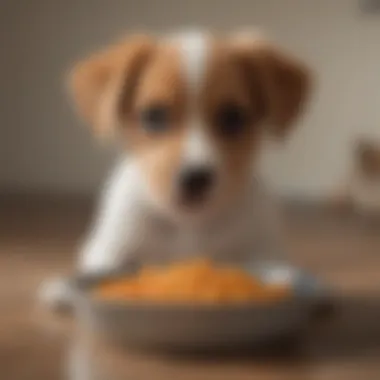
[1,196,380,379]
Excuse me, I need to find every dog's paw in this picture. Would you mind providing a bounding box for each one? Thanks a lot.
[37,277,74,313]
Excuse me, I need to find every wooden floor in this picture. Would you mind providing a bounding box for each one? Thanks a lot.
[1,196,380,379]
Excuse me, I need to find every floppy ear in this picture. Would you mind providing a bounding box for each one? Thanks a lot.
[68,35,154,138]
[231,32,312,137]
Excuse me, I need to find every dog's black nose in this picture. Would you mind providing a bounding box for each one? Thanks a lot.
[179,167,215,202]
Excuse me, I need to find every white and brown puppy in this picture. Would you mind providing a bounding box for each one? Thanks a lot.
[40,29,311,309]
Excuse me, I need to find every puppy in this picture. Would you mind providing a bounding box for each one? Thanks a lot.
[40,29,311,310]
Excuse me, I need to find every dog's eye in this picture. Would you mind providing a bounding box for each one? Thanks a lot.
[140,105,170,133]
[215,104,248,137]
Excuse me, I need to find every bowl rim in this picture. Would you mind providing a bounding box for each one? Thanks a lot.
[69,265,319,311]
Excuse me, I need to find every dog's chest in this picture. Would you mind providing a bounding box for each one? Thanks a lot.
[138,206,257,265]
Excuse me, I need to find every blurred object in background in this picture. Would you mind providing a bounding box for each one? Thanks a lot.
[359,0,380,14]
[355,139,380,181]
[333,137,380,222]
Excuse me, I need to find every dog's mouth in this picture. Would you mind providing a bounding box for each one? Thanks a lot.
[176,191,212,211]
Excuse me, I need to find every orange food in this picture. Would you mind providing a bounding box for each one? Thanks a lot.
[95,258,290,303]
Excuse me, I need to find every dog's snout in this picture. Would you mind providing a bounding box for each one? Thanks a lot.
[179,167,215,203]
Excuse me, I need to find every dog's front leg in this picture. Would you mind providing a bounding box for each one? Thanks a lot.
[38,161,145,311]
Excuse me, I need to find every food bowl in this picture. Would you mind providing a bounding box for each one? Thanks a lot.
[70,262,326,351]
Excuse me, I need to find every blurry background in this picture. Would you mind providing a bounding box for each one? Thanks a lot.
[1,0,380,200]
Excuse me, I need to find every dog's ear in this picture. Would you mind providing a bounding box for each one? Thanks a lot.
[231,32,312,138]
[68,35,155,138]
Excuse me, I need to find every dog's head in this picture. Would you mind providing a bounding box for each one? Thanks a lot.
[69,30,311,220]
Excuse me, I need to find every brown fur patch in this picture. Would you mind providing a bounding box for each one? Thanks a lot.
[230,35,311,137]
[68,35,155,136]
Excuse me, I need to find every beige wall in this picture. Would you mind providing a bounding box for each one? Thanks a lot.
[1,0,380,198]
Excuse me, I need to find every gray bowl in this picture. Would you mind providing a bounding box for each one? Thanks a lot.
[70,263,326,351]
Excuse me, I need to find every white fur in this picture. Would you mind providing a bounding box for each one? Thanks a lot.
[77,159,146,272]
[182,121,220,168]
[176,30,208,95]
[176,32,220,169]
